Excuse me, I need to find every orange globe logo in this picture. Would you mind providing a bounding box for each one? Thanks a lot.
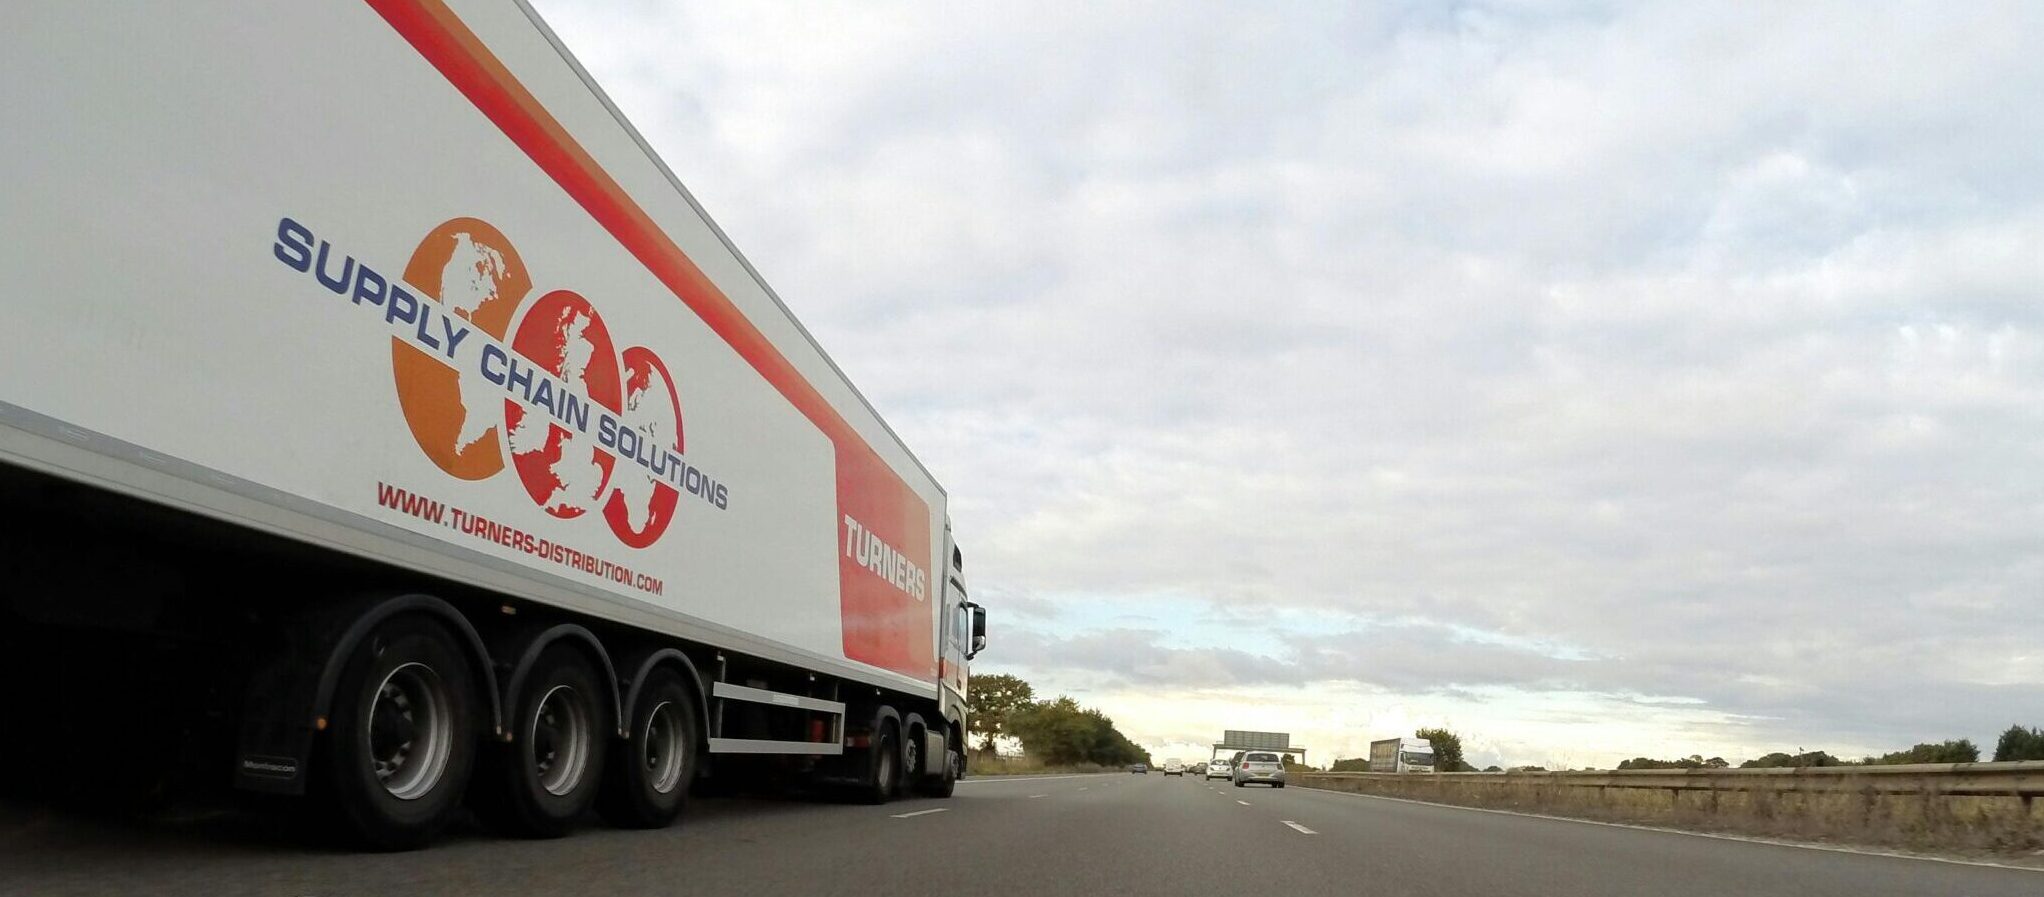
[391,218,684,548]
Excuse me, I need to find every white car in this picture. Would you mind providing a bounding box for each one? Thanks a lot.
[1163,759,1186,776]
[1205,761,1231,781]
[1232,751,1288,787]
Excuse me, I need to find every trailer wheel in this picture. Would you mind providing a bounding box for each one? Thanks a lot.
[857,722,900,805]
[320,615,478,850]
[475,645,610,837]
[597,667,698,829]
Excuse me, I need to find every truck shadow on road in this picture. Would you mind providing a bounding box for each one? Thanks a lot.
[0,783,885,860]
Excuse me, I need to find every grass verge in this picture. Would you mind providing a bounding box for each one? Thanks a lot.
[1293,772,2044,862]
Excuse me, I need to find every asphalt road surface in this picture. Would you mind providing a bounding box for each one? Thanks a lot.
[2,773,2038,896]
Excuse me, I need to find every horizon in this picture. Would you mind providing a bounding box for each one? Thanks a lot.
[535,0,2044,769]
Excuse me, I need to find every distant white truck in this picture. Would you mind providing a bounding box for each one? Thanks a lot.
[1369,738,1438,773]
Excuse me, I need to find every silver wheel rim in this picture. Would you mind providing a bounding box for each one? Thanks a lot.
[904,736,919,781]
[531,684,592,797]
[641,700,686,794]
[368,661,453,801]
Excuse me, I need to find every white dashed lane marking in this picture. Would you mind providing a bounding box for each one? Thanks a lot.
[1283,821,1318,835]
[890,808,948,819]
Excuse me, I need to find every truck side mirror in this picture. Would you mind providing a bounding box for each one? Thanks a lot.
[968,603,987,658]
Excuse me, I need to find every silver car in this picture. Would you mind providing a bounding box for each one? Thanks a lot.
[1204,760,1231,781]
[1232,751,1287,787]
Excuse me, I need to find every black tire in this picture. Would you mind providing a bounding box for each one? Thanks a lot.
[597,667,698,829]
[1233,780,1244,788]
[1275,782,1286,789]
[474,644,610,838]
[856,722,900,805]
[318,614,479,851]
[899,714,927,798]
[917,748,959,798]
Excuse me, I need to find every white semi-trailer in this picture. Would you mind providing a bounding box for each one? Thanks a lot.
[0,0,984,849]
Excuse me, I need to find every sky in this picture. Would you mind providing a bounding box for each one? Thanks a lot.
[529,0,2044,769]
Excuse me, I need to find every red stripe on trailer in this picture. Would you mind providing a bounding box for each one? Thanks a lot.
[364,0,936,680]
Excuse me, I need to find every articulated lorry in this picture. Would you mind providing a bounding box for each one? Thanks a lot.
[1369,738,1438,773]
[0,0,984,849]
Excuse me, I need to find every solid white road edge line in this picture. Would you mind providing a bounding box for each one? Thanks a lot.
[890,808,949,819]
[1291,787,2044,875]
[1283,821,1318,835]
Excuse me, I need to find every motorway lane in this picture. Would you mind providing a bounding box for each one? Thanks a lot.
[1,773,2039,896]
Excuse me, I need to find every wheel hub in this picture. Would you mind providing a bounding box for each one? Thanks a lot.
[531,684,591,796]
[641,701,686,794]
[366,662,452,801]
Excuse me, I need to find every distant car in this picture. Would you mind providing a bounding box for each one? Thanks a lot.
[1232,751,1287,788]
[1205,761,1230,780]
[1191,762,1208,776]
[1163,759,1185,776]
[1130,763,1148,774]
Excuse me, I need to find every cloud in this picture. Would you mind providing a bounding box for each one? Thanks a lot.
[532,0,2044,763]
[1001,627,1300,687]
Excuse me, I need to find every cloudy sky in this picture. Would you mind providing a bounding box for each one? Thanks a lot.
[531,0,2044,768]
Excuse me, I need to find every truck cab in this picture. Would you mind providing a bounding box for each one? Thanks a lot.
[1397,747,1436,773]
[937,532,986,776]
